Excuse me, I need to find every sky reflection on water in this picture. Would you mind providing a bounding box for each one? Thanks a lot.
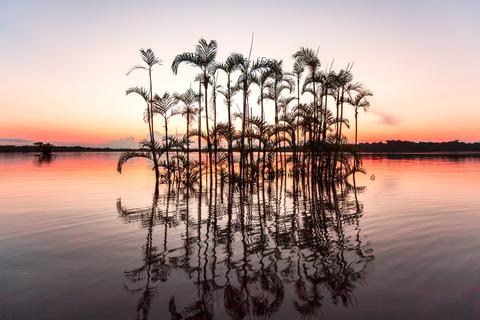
[1,153,480,319]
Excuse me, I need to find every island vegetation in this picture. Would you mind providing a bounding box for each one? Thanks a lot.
[117,39,374,187]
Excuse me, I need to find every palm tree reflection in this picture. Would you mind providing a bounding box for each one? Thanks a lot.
[117,176,374,319]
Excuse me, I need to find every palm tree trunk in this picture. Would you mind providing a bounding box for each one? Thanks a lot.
[256,144,261,187]
[338,87,346,178]
[259,90,265,181]
[322,87,328,145]
[274,80,281,175]
[226,74,233,177]
[335,91,340,143]
[282,104,287,175]
[148,69,160,181]
[240,79,248,181]
[260,87,265,122]
[248,99,254,183]
[213,84,218,182]
[331,90,341,180]
[355,109,359,145]
[295,75,300,175]
[310,73,316,176]
[203,72,213,183]
[164,117,170,183]
[339,88,345,142]
[186,115,190,185]
[198,81,202,185]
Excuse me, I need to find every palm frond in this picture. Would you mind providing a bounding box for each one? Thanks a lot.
[196,38,217,64]
[126,86,149,102]
[140,48,162,67]
[126,64,148,76]
[117,151,152,173]
[171,52,199,74]
[152,92,177,117]
[126,48,162,76]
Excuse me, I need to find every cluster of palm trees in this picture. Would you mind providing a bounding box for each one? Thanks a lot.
[117,39,372,186]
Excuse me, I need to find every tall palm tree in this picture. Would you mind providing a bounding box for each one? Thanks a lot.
[293,47,320,113]
[216,54,242,176]
[252,68,273,122]
[321,70,337,145]
[342,81,362,141]
[215,55,241,132]
[232,53,271,179]
[292,59,304,164]
[194,74,204,179]
[125,49,162,180]
[215,122,237,176]
[264,59,294,173]
[152,92,179,180]
[347,88,372,145]
[172,38,218,177]
[329,68,353,180]
[249,117,272,180]
[175,88,198,174]
[294,48,322,172]
[208,73,221,178]
[333,68,353,145]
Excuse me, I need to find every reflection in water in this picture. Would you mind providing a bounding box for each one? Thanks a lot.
[117,175,374,319]
[34,153,55,165]
[4,153,480,319]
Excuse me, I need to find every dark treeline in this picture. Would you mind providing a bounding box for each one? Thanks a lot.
[117,38,373,187]
[358,140,480,153]
[0,145,130,153]
[3,140,479,154]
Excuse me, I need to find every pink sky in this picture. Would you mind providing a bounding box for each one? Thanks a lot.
[1,1,479,147]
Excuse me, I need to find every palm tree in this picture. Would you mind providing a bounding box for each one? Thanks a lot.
[326,69,354,180]
[175,88,198,177]
[216,54,242,176]
[215,122,237,177]
[125,49,162,180]
[333,68,353,145]
[194,74,204,180]
[321,71,337,145]
[278,96,297,147]
[152,92,179,180]
[292,60,305,165]
[208,73,221,178]
[342,81,362,141]
[252,68,273,122]
[264,59,294,173]
[294,48,322,171]
[117,139,163,175]
[347,88,372,145]
[233,53,271,179]
[293,48,320,113]
[249,116,272,180]
[172,38,218,178]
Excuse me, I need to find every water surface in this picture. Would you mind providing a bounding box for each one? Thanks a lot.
[1,153,480,319]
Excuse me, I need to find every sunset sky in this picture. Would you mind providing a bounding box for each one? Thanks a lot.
[1,0,479,147]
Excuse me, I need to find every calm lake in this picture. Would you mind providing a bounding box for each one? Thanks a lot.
[1,152,480,320]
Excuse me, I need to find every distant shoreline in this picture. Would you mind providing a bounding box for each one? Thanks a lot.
[1,140,480,154]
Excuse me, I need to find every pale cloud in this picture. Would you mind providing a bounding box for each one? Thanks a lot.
[0,138,33,145]
[370,110,400,126]
[99,136,139,149]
